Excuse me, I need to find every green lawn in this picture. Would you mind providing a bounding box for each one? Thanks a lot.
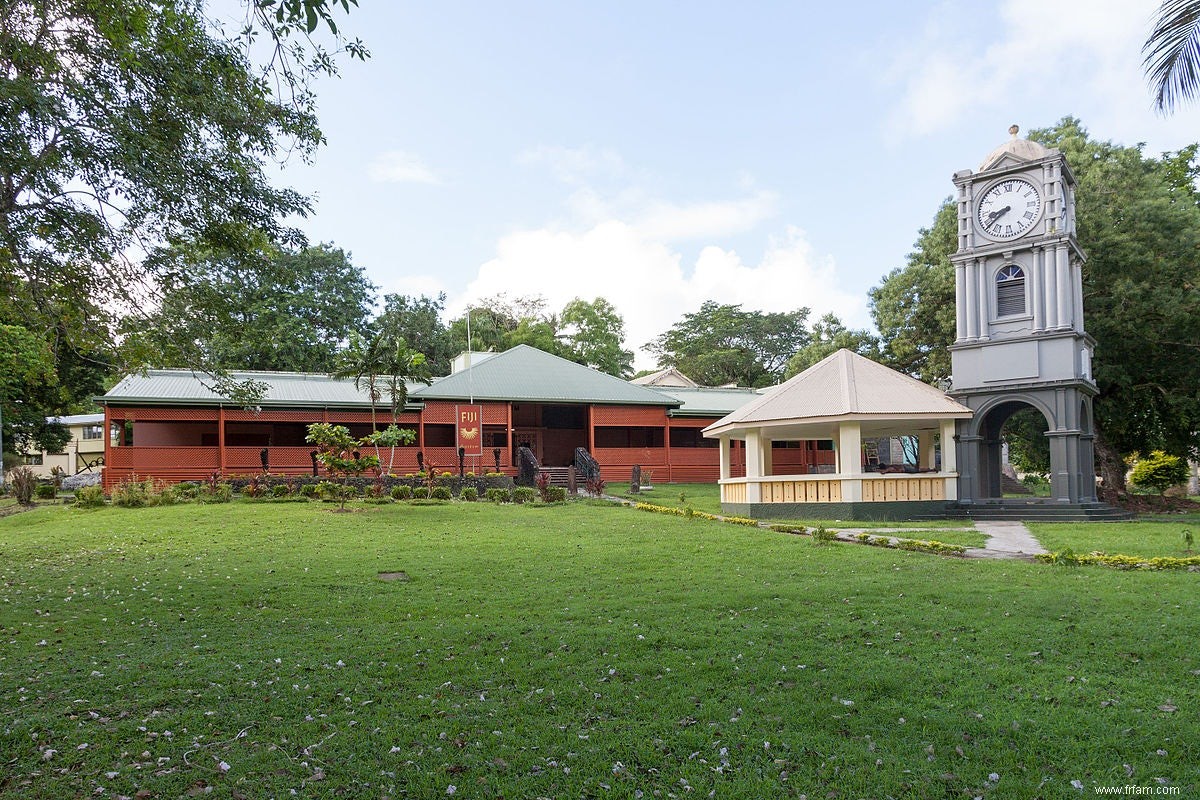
[1,501,1197,798]
[1032,520,1200,558]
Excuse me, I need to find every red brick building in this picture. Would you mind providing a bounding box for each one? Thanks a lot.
[100,345,834,488]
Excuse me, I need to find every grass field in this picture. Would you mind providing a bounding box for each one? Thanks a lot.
[1,500,1198,798]
[1032,520,1200,558]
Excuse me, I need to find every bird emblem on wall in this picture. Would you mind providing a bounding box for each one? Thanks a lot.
[459,427,479,440]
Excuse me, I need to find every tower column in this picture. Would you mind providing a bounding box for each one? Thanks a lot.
[976,258,990,340]
[1030,246,1044,331]
[1055,244,1071,330]
[955,262,968,341]
[964,260,979,340]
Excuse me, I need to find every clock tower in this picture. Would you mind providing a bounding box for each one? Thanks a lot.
[949,126,1097,505]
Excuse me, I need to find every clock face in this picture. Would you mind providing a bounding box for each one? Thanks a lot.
[977,178,1042,240]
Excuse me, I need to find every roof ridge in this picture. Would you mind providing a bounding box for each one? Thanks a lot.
[839,349,856,412]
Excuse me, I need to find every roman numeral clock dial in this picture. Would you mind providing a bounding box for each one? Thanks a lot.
[976,178,1042,240]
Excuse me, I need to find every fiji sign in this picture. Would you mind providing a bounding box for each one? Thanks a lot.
[456,404,483,456]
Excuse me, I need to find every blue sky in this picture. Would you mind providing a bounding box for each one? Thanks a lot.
[265,0,1200,368]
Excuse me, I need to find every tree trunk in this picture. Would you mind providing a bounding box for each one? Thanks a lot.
[1094,429,1126,504]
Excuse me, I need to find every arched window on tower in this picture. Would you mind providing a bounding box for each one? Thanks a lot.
[996,264,1025,317]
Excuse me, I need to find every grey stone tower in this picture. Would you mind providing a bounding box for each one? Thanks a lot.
[949,127,1097,504]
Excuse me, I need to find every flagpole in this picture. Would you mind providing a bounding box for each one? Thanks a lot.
[465,307,474,405]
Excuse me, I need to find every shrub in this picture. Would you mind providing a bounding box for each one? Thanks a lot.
[243,474,266,498]
[112,477,151,507]
[299,483,318,499]
[8,466,37,505]
[74,484,106,508]
[1130,450,1190,495]
[769,524,807,535]
[272,483,292,498]
[584,476,607,497]
[431,486,452,500]
[197,483,233,504]
[484,488,510,503]
[535,470,553,502]
[512,487,536,504]
[35,484,57,500]
[175,484,199,499]
[391,485,413,500]
[413,486,430,499]
[460,487,478,502]
[810,526,838,545]
[544,486,567,503]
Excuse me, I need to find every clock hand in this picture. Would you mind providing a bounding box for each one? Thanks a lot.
[985,205,1012,225]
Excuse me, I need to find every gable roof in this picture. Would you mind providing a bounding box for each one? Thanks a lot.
[630,367,699,388]
[704,349,971,436]
[411,345,677,406]
[101,370,425,409]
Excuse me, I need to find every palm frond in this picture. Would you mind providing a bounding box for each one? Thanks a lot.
[1144,0,1200,112]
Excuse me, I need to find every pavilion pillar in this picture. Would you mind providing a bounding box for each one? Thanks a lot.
[919,430,937,470]
[718,437,732,481]
[662,415,671,482]
[744,430,764,503]
[941,419,959,501]
[837,421,862,502]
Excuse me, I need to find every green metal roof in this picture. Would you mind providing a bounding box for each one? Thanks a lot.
[650,386,762,417]
[101,369,425,409]
[412,345,677,406]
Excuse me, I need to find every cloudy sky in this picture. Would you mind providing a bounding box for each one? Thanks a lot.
[266,0,1200,368]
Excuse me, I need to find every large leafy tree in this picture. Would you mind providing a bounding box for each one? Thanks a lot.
[871,118,1200,494]
[0,0,365,408]
[122,239,375,373]
[373,293,457,376]
[447,294,635,376]
[559,297,634,378]
[0,324,69,455]
[868,201,958,385]
[783,313,878,379]
[647,302,811,387]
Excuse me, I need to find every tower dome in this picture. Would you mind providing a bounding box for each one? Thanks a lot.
[978,125,1052,171]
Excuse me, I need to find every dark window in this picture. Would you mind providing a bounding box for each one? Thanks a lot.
[541,405,585,429]
[996,264,1026,317]
[670,428,717,448]
[423,424,455,447]
[816,440,834,451]
[595,427,663,448]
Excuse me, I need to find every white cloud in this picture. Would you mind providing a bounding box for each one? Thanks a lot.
[635,192,779,241]
[886,0,1163,139]
[449,220,867,370]
[368,150,440,184]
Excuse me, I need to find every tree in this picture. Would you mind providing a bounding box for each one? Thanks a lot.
[560,297,635,377]
[305,422,378,510]
[1,0,365,405]
[447,294,634,375]
[122,239,375,373]
[374,293,456,376]
[0,324,67,454]
[1143,0,1200,112]
[870,118,1200,496]
[783,313,878,379]
[647,302,810,387]
[868,201,958,385]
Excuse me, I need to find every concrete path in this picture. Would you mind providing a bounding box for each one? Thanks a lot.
[965,520,1047,560]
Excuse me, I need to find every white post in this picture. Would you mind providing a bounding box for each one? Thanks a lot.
[837,421,863,502]
[919,430,936,470]
[744,430,763,503]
